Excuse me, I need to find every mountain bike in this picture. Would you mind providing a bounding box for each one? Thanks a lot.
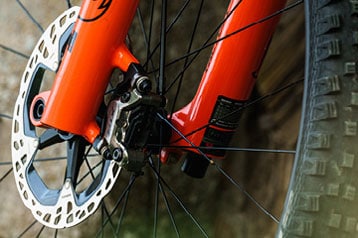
[0,0,357,237]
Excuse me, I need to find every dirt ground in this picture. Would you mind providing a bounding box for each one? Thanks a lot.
[0,1,304,237]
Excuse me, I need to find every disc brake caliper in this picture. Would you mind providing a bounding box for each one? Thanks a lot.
[94,64,165,173]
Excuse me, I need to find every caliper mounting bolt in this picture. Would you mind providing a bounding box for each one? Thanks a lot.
[112,148,123,162]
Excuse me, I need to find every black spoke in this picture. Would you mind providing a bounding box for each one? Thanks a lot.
[149,157,180,238]
[153,157,160,238]
[143,0,192,69]
[136,7,156,75]
[79,148,117,236]
[16,0,44,32]
[65,0,72,8]
[18,220,38,238]
[99,204,117,238]
[146,145,296,155]
[157,0,167,95]
[177,78,304,142]
[156,112,280,224]
[1,157,67,167]
[5,156,67,165]
[76,159,102,186]
[169,0,204,116]
[115,183,131,235]
[96,174,137,237]
[164,0,303,72]
[0,161,12,166]
[146,0,156,73]
[164,0,243,94]
[35,225,45,238]
[0,168,13,183]
[99,205,105,238]
[0,113,13,120]
[0,44,29,59]
[148,158,208,238]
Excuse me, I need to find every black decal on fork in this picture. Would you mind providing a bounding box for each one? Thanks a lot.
[79,0,112,22]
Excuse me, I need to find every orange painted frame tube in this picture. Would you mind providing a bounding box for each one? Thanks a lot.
[162,0,287,161]
[40,0,139,143]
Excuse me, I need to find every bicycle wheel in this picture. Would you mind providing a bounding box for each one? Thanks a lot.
[0,0,355,238]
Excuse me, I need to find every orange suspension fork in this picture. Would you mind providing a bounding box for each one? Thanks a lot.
[162,0,287,173]
[40,0,139,143]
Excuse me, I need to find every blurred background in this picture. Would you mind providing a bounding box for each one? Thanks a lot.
[0,0,304,237]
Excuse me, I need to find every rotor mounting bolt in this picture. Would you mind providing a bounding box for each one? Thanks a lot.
[33,139,39,149]
[64,179,71,190]
[53,61,59,70]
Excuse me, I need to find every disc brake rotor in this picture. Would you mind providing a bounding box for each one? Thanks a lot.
[11,7,121,228]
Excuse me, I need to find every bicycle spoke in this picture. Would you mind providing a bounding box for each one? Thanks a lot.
[149,157,180,238]
[143,0,192,69]
[145,0,241,73]
[78,148,118,236]
[156,112,280,224]
[179,78,304,141]
[0,44,29,59]
[1,154,99,184]
[165,0,243,94]
[96,174,137,237]
[148,157,208,238]
[76,159,102,186]
[163,0,303,78]
[0,168,13,183]
[146,0,156,74]
[161,0,304,91]
[18,220,38,238]
[16,0,44,32]
[100,203,118,238]
[136,7,156,75]
[115,182,131,235]
[169,0,204,116]
[157,0,168,95]
[65,0,72,9]
[35,156,66,163]
[153,157,160,238]
[35,225,45,238]
[0,161,11,166]
[216,167,280,223]
[158,182,180,238]
[99,206,105,238]
[147,145,296,155]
